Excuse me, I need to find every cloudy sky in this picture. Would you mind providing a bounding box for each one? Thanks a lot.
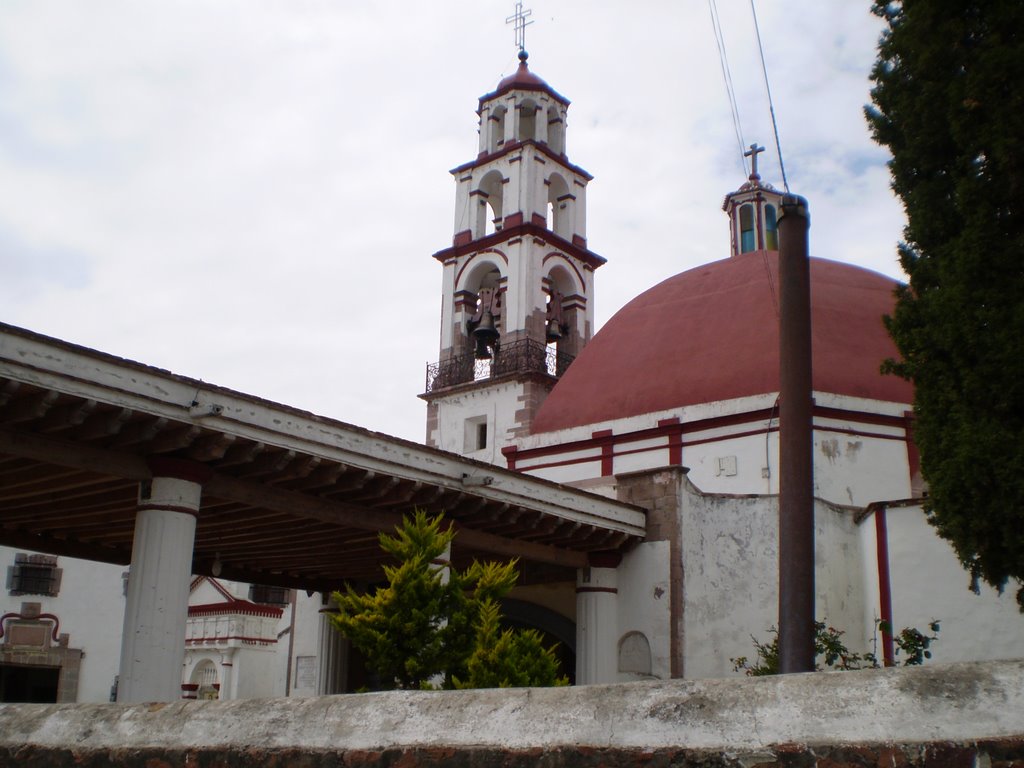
[1,1,904,442]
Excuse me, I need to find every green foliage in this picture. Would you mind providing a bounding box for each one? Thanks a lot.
[454,601,568,689]
[865,1,1024,608]
[329,509,563,690]
[731,620,939,676]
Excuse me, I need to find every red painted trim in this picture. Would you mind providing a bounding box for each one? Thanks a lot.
[434,221,605,271]
[875,507,896,666]
[189,600,284,619]
[501,445,518,470]
[592,430,614,477]
[137,503,199,518]
[453,249,509,291]
[0,611,61,642]
[575,586,618,595]
[514,405,908,466]
[542,252,587,294]
[659,418,683,465]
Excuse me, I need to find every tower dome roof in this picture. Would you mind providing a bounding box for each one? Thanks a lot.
[531,251,912,434]
[482,53,570,106]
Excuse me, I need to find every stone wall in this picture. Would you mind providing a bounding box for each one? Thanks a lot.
[2,660,1022,767]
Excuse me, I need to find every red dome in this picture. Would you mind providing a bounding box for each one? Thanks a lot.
[482,56,569,106]
[531,251,913,434]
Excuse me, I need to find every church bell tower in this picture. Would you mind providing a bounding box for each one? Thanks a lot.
[422,51,605,459]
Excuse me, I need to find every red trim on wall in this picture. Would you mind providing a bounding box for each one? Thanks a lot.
[874,507,896,667]
[513,404,909,472]
[137,503,199,518]
[189,600,284,619]
[434,221,605,271]
[592,430,613,477]
[659,418,683,465]
[501,445,518,470]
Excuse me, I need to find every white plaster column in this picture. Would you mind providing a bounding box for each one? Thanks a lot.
[118,459,208,703]
[575,554,620,685]
[219,649,236,701]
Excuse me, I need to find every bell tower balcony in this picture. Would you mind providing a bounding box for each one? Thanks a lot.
[424,338,574,395]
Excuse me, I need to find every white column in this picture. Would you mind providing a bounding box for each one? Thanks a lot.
[118,461,207,702]
[575,556,620,685]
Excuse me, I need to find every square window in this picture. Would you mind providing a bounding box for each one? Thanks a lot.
[7,554,62,597]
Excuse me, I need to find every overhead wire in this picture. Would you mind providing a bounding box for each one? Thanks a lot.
[708,0,748,176]
[749,0,790,193]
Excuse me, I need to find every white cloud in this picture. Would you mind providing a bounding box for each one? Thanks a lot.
[0,1,905,441]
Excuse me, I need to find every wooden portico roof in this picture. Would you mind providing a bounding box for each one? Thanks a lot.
[0,324,646,592]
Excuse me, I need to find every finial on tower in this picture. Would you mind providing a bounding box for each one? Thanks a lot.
[506,1,534,58]
[744,143,766,182]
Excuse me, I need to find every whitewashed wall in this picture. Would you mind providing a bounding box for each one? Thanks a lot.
[0,547,124,703]
[879,505,1024,664]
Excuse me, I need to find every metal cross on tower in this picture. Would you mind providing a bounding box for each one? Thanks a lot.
[745,143,766,180]
[505,1,534,55]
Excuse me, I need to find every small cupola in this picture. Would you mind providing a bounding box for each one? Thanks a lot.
[722,143,784,256]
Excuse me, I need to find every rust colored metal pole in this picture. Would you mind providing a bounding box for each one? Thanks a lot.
[778,193,814,674]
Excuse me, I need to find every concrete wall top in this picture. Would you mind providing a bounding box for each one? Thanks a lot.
[2,661,1022,755]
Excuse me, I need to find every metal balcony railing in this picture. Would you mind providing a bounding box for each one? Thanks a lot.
[425,338,575,394]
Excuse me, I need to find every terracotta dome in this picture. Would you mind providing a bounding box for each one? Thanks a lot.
[485,54,569,105]
[531,251,913,434]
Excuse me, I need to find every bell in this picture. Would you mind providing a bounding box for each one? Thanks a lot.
[545,320,564,343]
[471,310,500,359]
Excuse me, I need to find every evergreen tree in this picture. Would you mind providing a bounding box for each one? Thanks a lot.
[865,1,1024,607]
[330,509,564,689]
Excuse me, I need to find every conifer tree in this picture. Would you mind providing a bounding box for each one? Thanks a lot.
[865,0,1024,606]
[330,509,565,689]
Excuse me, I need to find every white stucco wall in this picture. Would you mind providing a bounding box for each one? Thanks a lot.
[879,505,1024,664]
[0,548,125,703]
[615,541,671,681]
[676,486,867,679]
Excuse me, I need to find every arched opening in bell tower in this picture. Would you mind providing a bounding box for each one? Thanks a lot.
[488,105,507,154]
[475,170,505,238]
[518,99,539,142]
[543,264,582,376]
[546,106,564,155]
[546,173,571,239]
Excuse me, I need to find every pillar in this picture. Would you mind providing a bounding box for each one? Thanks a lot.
[118,458,209,702]
[575,553,620,685]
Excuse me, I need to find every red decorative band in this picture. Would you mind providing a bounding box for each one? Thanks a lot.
[137,503,200,518]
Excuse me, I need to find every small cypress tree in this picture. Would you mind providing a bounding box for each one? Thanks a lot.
[330,509,564,689]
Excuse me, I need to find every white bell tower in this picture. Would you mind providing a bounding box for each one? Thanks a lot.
[422,51,605,460]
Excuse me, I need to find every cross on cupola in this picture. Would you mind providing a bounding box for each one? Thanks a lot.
[723,141,784,256]
[505,2,534,57]
[744,143,765,182]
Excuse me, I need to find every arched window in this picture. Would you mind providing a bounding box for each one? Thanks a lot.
[739,204,756,253]
[764,204,778,250]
